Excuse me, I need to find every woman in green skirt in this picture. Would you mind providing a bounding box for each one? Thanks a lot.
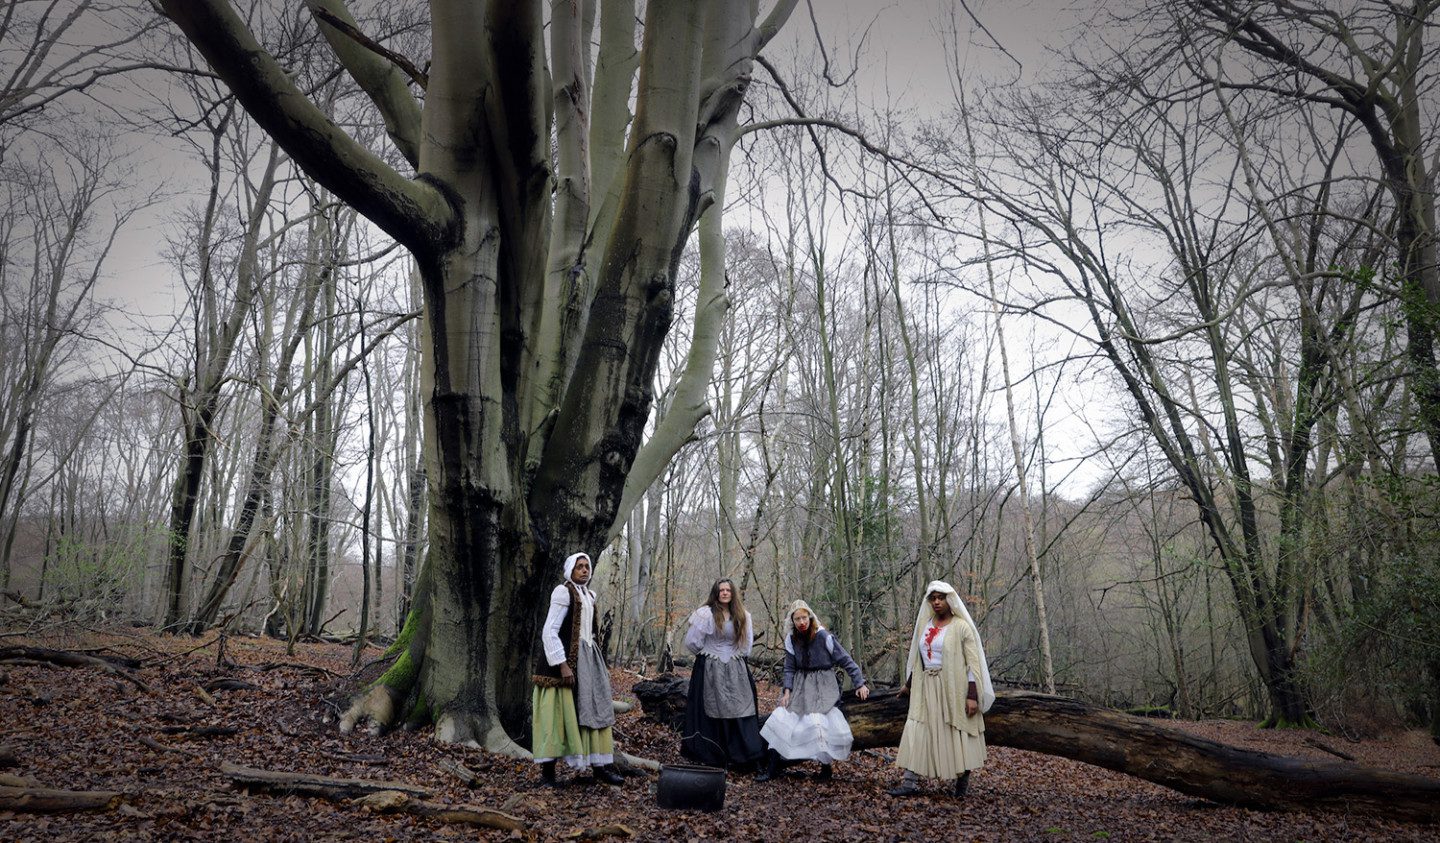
[531,551,624,786]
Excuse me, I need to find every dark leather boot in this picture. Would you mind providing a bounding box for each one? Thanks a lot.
[887,770,921,797]
[754,750,781,782]
[539,760,558,788]
[953,770,971,798]
[593,764,624,785]
[815,763,833,782]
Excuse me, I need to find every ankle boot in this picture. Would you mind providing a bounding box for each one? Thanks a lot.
[539,760,558,788]
[953,770,971,798]
[754,750,781,782]
[593,764,624,785]
[887,770,921,796]
[815,763,833,782]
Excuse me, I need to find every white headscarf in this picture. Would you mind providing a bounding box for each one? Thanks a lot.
[906,580,995,713]
[563,552,592,593]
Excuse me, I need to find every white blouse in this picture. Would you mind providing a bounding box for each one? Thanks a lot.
[540,582,595,667]
[920,621,977,682]
[683,607,753,663]
[921,623,947,669]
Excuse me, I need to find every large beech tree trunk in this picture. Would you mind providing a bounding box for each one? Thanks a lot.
[633,679,1440,823]
[159,0,798,753]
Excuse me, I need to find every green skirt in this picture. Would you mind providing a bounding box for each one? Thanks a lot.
[532,685,615,768]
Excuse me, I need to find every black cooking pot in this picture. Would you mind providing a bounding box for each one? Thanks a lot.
[656,763,726,811]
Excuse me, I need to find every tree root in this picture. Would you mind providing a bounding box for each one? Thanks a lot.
[339,685,401,736]
[1260,713,1322,730]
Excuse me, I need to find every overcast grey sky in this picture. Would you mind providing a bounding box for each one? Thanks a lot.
[94,1,1085,305]
[57,0,1103,490]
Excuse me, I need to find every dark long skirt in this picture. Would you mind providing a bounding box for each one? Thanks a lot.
[680,654,766,769]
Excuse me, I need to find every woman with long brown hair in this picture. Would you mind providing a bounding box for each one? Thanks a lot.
[680,578,765,771]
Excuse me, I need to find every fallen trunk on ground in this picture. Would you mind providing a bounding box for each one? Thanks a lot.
[221,762,431,800]
[633,677,1440,823]
[0,646,150,694]
[0,785,123,813]
[354,790,524,832]
[221,762,523,832]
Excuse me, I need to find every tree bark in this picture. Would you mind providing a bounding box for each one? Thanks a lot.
[164,0,796,755]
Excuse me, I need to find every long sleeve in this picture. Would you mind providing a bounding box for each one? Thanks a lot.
[961,622,983,693]
[740,611,754,657]
[540,585,570,666]
[683,607,710,655]
[782,637,797,690]
[829,635,866,689]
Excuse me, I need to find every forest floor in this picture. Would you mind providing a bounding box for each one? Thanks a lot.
[1,626,1438,841]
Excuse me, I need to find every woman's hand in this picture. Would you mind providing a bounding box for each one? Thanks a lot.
[780,689,791,708]
[856,685,870,701]
[560,663,574,684]
[966,698,978,717]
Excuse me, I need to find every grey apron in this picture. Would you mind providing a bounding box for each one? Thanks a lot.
[788,668,840,716]
[702,655,756,718]
[574,639,616,729]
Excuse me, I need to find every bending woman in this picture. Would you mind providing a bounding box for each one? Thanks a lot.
[531,552,624,787]
[757,599,870,782]
[680,578,766,771]
[888,580,994,798]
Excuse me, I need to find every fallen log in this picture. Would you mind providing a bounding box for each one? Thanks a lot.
[633,676,1440,823]
[220,762,430,800]
[0,784,123,813]
[0,646,151,693]
[0,646,138,671]
[355,789,524,831]
[856,690,1440,823]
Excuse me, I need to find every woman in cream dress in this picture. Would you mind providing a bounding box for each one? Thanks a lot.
[888,580,994,798]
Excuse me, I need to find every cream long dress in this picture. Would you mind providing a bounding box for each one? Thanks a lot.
[895,618,987,779]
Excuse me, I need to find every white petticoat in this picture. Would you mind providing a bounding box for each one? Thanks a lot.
[760,705,854,763]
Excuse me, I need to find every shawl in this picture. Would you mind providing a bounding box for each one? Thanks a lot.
[904,580,995,713]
